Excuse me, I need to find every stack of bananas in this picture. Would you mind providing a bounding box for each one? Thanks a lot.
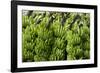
[22,11,90,62]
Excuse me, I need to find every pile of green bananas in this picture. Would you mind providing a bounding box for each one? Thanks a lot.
[22,11,90,62]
